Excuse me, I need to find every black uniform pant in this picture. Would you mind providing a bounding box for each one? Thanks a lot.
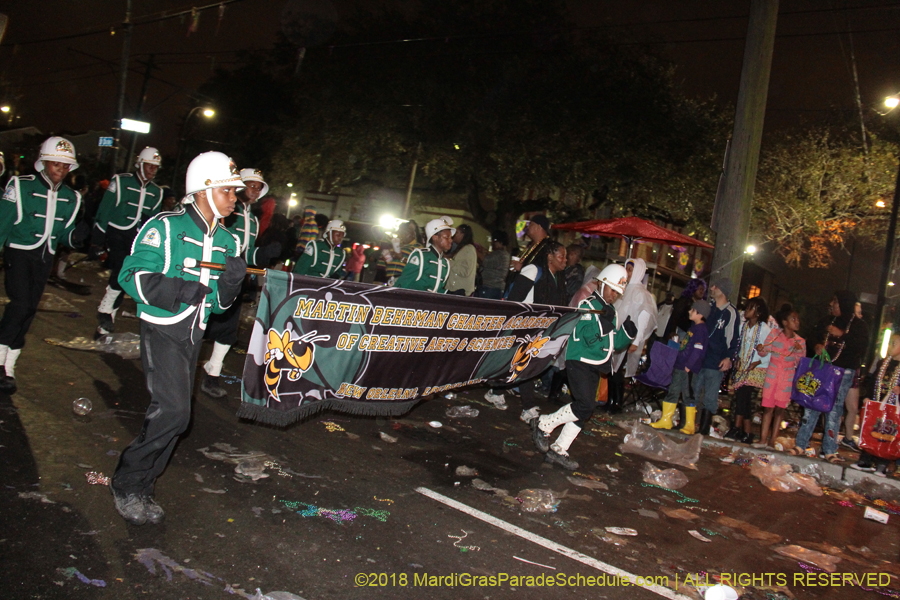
[112,318,203,496]
[204,294,242,346]
[566,359,605,426]
[0,247,54,349]
[105,227,138,296]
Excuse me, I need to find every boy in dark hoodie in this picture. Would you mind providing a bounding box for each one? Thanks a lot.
[791,290,869,462]
[651,299,710,435]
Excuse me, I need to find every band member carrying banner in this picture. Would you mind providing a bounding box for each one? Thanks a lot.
[201,168,281,399]
[531,264,636,470]
[394,217,454,293]
[110,152,247,525]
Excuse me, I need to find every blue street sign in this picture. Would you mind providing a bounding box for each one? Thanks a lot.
[98,137,114,147]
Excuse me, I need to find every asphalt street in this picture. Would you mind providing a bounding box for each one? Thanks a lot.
[1,259,898,600]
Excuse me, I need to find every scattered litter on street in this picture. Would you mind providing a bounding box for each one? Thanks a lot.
[517,489,559,513]
[566,475,608,490]
[249,590,306,600]
[604,527,638,536]
[619,421,702,469]
[455,465,478,476]
[864,506,890,524]
[703,583,738,600]
[472,479,509,497]
[18,491,55,503]
[322,421,345,432]
[84,471,110,485]
[512,556,556,570]
[688,529,712,543]
[750,456,822,496]
[428,421,443,428]
[201,488,227,494]
[72,397,92,416]
[660,507,699,521]
[447,530,480,552]
[281,499,390,524]
[379,432,398,443]
[445,405,479,418]
[45,332,141,359]
[774,544,841,572]
[640,483,698,504]
[55,567,106,588]
[637,509,659,519]
[135,548,219,585]
[641,462,689,490]
[373,496,394,504]
[717,516,782,543]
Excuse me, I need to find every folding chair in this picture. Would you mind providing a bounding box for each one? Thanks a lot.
[622,341,678,415]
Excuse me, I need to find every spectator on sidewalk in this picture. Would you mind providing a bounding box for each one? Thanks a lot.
[724,297,771,445]
[692,277,740,436]
[754,304,806,449]
[791,291,869,462]
[650,299,710,434]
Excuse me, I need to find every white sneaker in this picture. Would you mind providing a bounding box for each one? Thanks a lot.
[484,391,507,410]
[520,406,540,423]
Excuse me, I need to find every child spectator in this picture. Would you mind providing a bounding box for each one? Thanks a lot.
[725,297,771,444]
[753,304,806,449]
[651,299,710,434]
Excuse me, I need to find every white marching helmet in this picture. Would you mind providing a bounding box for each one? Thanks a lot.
[35,136,78,172]
[595,263,628,296]
[239,167,269,198]
[325,219,346,244]
[135,146,161,181]
[183,151,243,219]
[425,216,455,247]
[135,146,162,167]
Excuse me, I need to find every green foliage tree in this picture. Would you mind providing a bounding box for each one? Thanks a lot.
[201,0,727,238]
[753,128,899,268]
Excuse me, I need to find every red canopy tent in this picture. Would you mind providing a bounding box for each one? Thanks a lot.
[553,216,713,259]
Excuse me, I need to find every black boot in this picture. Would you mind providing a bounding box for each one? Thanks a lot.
[606,370,624,414]
[697,409,712,436]
[548,371,569,406]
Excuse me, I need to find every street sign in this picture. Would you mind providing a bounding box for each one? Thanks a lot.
[98,137,114,147]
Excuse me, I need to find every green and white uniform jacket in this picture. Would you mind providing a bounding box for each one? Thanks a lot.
[293,238,345,278]
[565,291,634,366]
[94,173,163,233]
[0,173,82,254]
[224,201,262,266]
[119,205,240,330]
[394,246,449,293]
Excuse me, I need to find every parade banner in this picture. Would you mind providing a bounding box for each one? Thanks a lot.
[238,270,581,425]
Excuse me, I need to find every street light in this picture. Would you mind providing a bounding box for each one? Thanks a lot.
[170,106,216,191]
[707,244,757,278]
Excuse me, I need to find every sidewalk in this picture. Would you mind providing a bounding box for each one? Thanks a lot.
[610,413,900,492]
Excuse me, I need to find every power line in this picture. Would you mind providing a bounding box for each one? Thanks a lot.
[0,0,253,47]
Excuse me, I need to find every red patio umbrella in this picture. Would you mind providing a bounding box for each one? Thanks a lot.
[553,216,713,258]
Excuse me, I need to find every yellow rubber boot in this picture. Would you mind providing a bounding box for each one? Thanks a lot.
[650,402,677,429]
[679,406,697,435]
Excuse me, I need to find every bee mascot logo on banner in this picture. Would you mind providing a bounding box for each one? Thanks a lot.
[507,334,550,382]
[265,329,330,401]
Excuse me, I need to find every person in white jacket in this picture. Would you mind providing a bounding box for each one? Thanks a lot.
[606,258,658,412]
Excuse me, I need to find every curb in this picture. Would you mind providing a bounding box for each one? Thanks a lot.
[611,415,900,492]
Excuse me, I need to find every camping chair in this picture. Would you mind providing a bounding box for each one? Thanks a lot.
[622,341,678,415]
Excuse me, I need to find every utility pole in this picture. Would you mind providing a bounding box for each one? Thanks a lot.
[109,0,133,177]
[709,0,779,294]
[126,54,157,169]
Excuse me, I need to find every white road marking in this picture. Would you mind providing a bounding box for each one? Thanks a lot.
[416,486,694,600]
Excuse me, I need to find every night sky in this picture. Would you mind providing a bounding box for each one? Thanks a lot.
[2,0,899,158]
